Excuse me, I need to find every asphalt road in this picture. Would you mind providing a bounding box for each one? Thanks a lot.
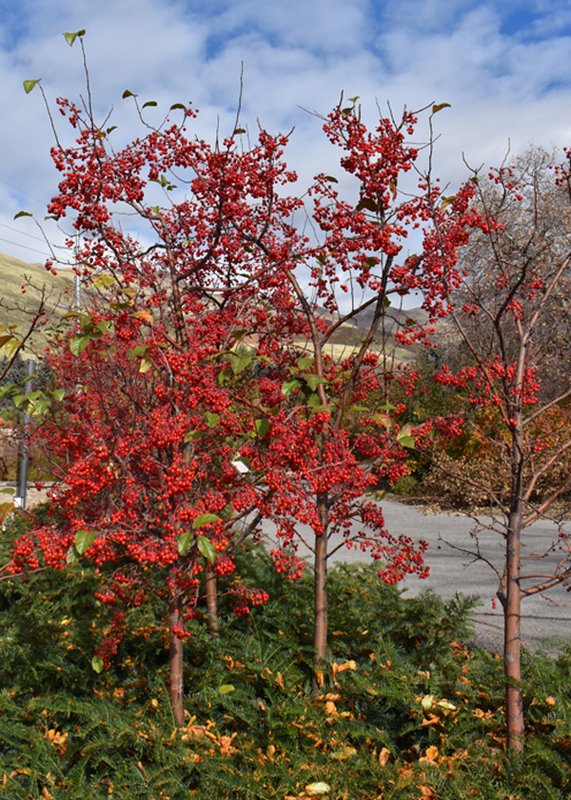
[16,484,571,650]
[265,499,571,651]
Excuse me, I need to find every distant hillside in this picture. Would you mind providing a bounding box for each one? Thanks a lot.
[0,253,75,351]
[0,252,422,362]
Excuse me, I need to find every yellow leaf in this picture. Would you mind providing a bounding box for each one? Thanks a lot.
[305,783,331,796]
[331,660,357,684]
[421,714,441,727]
[330,745,357,760]
[133,309,153,323]
[436,698,456,711]
[420,745,439,764]
[546,696,556,706]
[420,694,435,711]
[324,700,338,717]
[378,747,391,766]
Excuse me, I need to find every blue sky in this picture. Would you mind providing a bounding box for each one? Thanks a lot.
[0,0,570,263]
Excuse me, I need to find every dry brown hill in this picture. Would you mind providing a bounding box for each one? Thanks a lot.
[0,253,74,352]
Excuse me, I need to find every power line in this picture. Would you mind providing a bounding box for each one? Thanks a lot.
[0,236,51,258]
[0,176,47,209]
[0,221,47,243]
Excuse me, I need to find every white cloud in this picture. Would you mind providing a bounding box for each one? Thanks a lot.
[0,0,569,265]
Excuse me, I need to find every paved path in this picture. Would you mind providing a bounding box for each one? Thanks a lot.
[265,499,571,651]
[14,484,571,650]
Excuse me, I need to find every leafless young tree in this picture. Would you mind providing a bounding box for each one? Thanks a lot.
[429,147,571,754]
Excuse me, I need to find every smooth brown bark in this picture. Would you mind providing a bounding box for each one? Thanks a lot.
[503,408,525,755]
[504,507,524,753]
[205,566,220,637]
[312,531,328,689]
[168,592,185,727]
[312,496,329,691]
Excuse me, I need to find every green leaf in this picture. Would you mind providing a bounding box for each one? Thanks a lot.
[138,355,153,374]
[142,100,158,109]
[69,335,90,356]
[282,379,301,397]
[95,320,114,336]
[197,535,217,564]
[14,210,33,219]
[303,373,326,392]
[63,30,85,47]
[396,422,415,449]
[23,79,40,94]
[29,395,51,416]
[127,345,148,359]
[122,89,137,99]
[205,411,220,428]
[106,125,117,135]
[432,102,451,114]
[92,273,116,288]
[307,392,323,410]
[192,513,221,530]
[74,529,96,555]
[65,546,78,565]
[322,175,338,183]
[255,418,270,439]
[51,388,65,402]
[233,128,246,135]
[296,356,314,370]
[170,103,186,111]
[229,352,253,375]
[0,487,15,495]
[177,530,193,556]
[440,195,456,210]
[372,413,392,430]
[91,655,104,674]
[218,684,235,695]
[183,429,203,443]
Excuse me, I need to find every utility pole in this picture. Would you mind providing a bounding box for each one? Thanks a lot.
[75,271,82,311]
[15,358,34,510]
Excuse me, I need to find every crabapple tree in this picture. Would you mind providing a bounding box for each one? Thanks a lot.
[10,32,480,715]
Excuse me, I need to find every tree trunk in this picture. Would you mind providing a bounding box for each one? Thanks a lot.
[312,496,329,690]
[168,592,185,727]
[504,505,524,753]
[205,566,220,637]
